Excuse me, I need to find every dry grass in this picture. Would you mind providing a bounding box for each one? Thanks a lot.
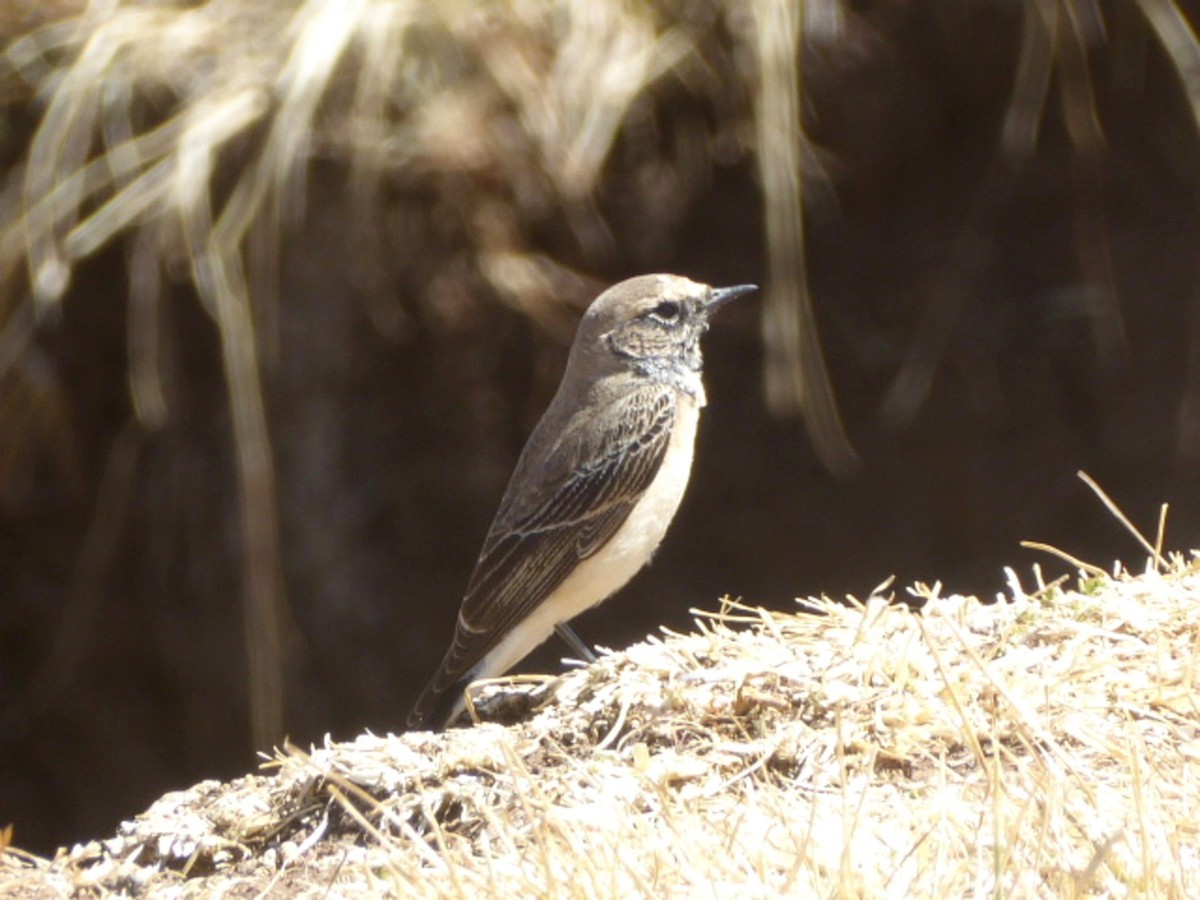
[3,550,1197,897]
[3,0,1200,754]
[0,0,849,751]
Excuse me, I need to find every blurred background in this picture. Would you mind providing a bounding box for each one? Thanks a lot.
[2,0,1199,854]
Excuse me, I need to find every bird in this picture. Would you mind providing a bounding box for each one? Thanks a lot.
[407,274,756,729]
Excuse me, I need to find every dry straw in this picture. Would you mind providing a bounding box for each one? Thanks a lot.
[3,551,1198,896]
[4,10,1200,889]
[0,0,860,752]
[4,0,1200,754]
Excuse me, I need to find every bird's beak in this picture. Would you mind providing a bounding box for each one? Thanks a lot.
[705,283,758,315]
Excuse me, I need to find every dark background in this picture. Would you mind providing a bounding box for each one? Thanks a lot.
[3,0,1200,854]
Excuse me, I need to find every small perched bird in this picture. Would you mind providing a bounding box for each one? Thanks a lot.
[407,274,756,729]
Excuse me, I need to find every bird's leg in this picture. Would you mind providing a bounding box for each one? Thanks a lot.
[554,622,597,663]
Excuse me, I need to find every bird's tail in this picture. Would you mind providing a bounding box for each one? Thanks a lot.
[406,670,470,731]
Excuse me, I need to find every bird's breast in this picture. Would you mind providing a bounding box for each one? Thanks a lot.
[466,396,701,682]
[551,394,700,617]
[606,396,699,563]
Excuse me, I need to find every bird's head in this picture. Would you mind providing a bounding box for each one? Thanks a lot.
[573,275,756,383]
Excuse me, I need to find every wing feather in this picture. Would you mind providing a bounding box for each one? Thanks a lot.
[407,386,677,727]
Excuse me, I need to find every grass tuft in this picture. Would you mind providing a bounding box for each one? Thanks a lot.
[4,552,1198,895]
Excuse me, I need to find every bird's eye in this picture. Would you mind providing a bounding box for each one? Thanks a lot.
[652,300,681,321]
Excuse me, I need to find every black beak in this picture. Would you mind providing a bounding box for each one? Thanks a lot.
[705,284,758,315]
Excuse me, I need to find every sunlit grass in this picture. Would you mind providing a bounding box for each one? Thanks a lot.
[4,549,1199,895]
[1,0,1198,772]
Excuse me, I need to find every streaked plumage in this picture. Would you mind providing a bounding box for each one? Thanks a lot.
[408,274,754,729]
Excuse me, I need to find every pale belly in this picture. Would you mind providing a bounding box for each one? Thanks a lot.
[470,398,701,684]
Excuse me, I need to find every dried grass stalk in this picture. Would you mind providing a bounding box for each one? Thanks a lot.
[4,555,1198,895]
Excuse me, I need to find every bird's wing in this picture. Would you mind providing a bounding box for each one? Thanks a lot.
[407,387,677,728]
